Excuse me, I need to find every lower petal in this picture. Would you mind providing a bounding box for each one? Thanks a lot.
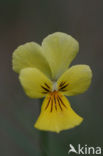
[34,92,83,133]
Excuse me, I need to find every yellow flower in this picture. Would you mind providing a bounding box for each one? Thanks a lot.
[12,32,92,133]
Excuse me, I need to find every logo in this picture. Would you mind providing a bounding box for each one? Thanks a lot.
[68,144,102,155]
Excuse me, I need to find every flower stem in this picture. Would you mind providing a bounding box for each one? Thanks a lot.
[39,131,48,156]
[39,99,49,156]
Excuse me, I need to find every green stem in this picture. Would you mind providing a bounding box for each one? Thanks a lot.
[39,99,49,156]
[39,131,48,156]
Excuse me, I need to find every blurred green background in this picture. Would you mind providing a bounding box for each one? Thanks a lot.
[0,0,103,156]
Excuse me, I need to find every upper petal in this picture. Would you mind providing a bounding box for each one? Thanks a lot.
[42,32,79,80]
[19,68,52,98]
[57,65,92,96]
[12,42,52,78]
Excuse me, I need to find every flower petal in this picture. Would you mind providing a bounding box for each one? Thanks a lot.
[57,65,92,96]
[34,92,83,133]
[42,32,79,80]
[19,68,52,98]
[12,42,52,78]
